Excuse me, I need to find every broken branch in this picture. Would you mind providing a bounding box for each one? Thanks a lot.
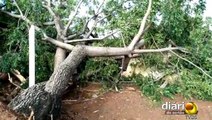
[7,73,21,89]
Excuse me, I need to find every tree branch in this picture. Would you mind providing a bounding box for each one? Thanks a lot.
[65,31,119,43]
[43,37,74,50]
[43,0,63,35]
[65,14,106,40]
[135,39,145,49]
[128,0,152,50]
[85,19,98,38]
[65,17,92,40]
[13,0,23,16]
[132,47,184,54]
[64,0,83,36]
[85,0,106,38]
[43,18,69,26]
[170,51,212,79]
[96,0,106,15]
[1,5,57,44]
[0,10,21,18]
[45,37,184,57]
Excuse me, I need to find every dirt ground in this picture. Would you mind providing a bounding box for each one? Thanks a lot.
[0,83,212,120]
[59,83,212,120]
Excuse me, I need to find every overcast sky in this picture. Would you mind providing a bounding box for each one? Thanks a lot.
[0,0,211,18]
[204,0,212,18]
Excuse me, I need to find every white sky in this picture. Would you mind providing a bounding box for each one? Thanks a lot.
[0,0,211,20]
[204,0,212,18]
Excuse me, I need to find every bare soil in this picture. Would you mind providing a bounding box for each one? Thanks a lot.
[0,82,212,120]
[60,83,212,120]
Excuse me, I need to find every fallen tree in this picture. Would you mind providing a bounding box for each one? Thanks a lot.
[1,0,211,119]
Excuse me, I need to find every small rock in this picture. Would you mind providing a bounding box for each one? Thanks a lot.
[93,110,99,113]
[126,87,136,91]
[92,94,98,98]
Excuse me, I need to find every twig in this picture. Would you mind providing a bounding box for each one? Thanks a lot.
[160,80,168,89]
[11,69,27,83]
[43,37,74,50]
[28,106,35,120]
[1,10,21,18]
[170,51,212,79]
[121,33,126,47]
[96,0,106,15]
[7,73,21,89]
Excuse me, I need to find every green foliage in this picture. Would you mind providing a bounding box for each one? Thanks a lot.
[76,0,212,101]
[133,75,162,101]
[180,70,212,100]
[0,21,54,82]
[35,41,55,82]
[79,58,120,87]
[131,68,212,102]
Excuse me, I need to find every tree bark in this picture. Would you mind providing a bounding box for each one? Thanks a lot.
[54,47,66,71]
[45,45,87,96]
[54,35,67,71]
[8,45,87,120]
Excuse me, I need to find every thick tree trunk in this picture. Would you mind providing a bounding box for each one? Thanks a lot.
[8,46,87,120]
[45,45,87,95]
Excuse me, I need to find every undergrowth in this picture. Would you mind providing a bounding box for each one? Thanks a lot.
[79,53,212,102]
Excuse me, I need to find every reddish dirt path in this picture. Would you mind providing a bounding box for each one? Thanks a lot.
[0,83,212,120]
[60,84,212,120]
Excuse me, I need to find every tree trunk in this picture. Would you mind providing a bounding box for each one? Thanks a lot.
[8,45,87,120]
[45,45,87,96]
[54,35,67,71]
[54,47,66,71]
